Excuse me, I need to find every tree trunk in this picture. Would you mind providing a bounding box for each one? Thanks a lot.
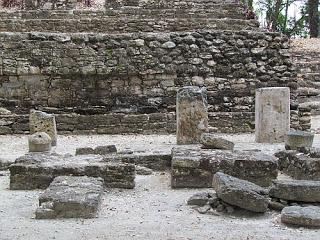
[309,0,319,38]
[271,0,283,31]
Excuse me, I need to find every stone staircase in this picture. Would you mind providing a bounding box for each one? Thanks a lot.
[0,0,300,134]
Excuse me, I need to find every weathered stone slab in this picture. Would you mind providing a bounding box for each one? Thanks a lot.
[76,145,117,155]
[255,87,290,143]
[276,150,320,180]
[35,176,104,219]
[176,86,208,144]
[200,133,234,150]
[9,153,135,190]
[281,206,320,228]
[213,172,269,213]
[135,166,153,175]
[187,192,217,206]
[269,180,320,202]
[29,110,57,146]
[171,147,277,188]
[28,132,52,152]
[285,130,314,150]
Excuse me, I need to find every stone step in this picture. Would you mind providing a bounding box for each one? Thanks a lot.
[297,73,320,82]
[35,176,104,219]
[137,0,239,9]
[0,5,245,20]
[0,18,259,33]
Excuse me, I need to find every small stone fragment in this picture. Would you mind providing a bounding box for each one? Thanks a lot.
[285,130,314,150]
[94,145,117,154]
[75,147,95,155]
[196,205,211,214]
[187,192,216,206]
[268,200,286,211]
[281,206,320,228]
[0,107,11,115]
[200,133,234,150]
[28,132,52,152]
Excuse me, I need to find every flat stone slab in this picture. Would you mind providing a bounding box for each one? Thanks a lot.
[276,150,320,180]
[281,206,320,228]
[35,176,104,219]
[269,180,320,202]
[171,147,277,188]
[9,153,135,190]
[213,172,269,213]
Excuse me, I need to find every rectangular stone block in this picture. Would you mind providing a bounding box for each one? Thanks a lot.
[35,176,104,219]
[9,153,135,190]
[270,179,320,202]
[171,147,278,188]
[255,87,290,143]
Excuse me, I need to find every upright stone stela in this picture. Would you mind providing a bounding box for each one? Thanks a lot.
[255,87,290,143]
[176,86,208,145]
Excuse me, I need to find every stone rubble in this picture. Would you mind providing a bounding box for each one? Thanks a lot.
[76,145,117,155]
[200,133,234,150]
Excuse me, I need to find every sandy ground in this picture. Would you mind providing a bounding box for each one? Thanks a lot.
[0,116,319,240]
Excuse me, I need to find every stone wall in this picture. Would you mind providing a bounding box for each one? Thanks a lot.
[24,0,77,10]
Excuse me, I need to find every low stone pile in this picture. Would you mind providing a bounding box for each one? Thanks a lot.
[76,145,117,155]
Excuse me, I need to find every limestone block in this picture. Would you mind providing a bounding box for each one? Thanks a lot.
[29,110,57,146]
[213,172,269,213]
[176,86,208,144]
[28,132,52,152]
[269,180,320,202]
[285,130,314,150]
[9,153,135,190]
[200,133,234,150]
[281,206,320,228]
[255,87,290,143]
[35,176,104,219]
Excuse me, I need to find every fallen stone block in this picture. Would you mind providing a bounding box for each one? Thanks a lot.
[35,176,104,219]
[269,180,320,202]
[171,147,277,188]
[200,133,234,150]
[276,150,320,180]
[281,206,320,228]
[29,110,57,146]
[213,172,269,213]
[75,147,95,155]
[94,145,117,155]
[9,153,135,190]
[285,130,314,150]
[28,132,52,152]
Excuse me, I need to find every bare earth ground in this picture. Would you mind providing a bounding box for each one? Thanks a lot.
[0,116,319,240]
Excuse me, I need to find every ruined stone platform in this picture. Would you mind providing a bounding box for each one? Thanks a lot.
[276,150,320,180]
[35,176,104,219]
[9,153,135,190]
[171,147,278,188]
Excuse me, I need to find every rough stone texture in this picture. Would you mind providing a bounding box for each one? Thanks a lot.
[9,153,135,190]
[76,145,117,155]
[200,133,234,150]
[285,130,314,150]
[35,176,104,219]
[187,191,217,206]
[28,132,52,152]
[171,147,278,188]
[113,151,172,171]
[276,150,320,180]
[176,86,208,144]
[25,0,77,10]
[135,166,153,175]
[212,172,269,213]
[269,180,320,203]
[255,87,290,143]
[29,110,57,146]
[281,206,320,228]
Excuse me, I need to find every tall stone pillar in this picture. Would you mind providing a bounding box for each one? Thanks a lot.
[29,110,57,146]
[255,87,290,143]
[176,86,208,144]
